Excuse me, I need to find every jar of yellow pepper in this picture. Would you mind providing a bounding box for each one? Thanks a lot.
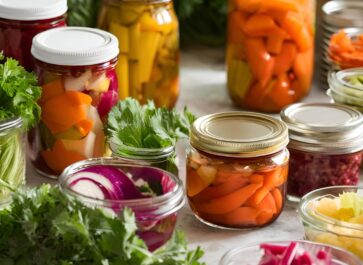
[98,0,179,109]
[227,0,315,112]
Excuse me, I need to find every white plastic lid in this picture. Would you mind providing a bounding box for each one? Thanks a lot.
[31,27,120,66]
[0,0,67,21]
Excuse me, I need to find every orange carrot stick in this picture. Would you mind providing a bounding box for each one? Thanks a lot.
[194,175,249,202]
[273,41,297,75]
[249,174,264,184]
[265,74,295,110]
[245,38,275,87]
[235,0,262,13]
[293,46,313,95]
[202,207,261,226]
[196,183,262,214]
[187,168,211,197]
[39,79,64,104]
[256,211,274,225]
[271,188,283,211]
[243,14,279,37]
[259,0,300,13]
[227,11,248,44]
[254,192,277,214]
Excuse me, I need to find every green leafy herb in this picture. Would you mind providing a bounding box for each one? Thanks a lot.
[0,184,205,265]
[67,0,102,27]
[0,53,41,129]
[106,98,196,149]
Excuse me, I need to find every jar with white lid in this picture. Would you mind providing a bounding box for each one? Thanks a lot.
[281,103,363,201]
[186,112,289,229]
[0,0,67,71]
[29,27,119,178]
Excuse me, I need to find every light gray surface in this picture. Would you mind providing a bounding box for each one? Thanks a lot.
[27,48,332,265]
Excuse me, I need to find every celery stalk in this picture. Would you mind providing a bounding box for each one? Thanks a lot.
[0,131,25,202]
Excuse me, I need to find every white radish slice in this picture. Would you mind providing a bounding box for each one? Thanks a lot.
[64,71,92,92]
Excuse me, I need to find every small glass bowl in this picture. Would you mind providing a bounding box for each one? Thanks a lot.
[59,157,185,251]
[299,186,363,260]
[219,240,362,265]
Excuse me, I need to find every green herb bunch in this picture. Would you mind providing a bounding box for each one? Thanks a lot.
[0,53,41,129]
[106,98,196,149]
[67,0,102,27]
[0,184,205,265]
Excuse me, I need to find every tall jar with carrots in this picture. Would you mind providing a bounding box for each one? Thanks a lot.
[227,0,315,112]
[98,0,179,109]
[186,112,289,229]
[29,27,120,177]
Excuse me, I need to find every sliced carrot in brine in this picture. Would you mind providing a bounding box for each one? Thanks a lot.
[235,0,262,13]
[293,46,313,95]
[227,11,248,44]
[39,79,64,104]
[259,0,300,13]
[202,206,260,226]
[271,188,284,211]
[187,168,211,197]
[196,183,262,214]
[243,14,279,37]
[273,41,297,75]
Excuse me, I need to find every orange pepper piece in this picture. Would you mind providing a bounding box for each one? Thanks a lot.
[259,0,300,13]
[39,79,64,105]
[227,11,248,44]
[41,140,86,174]
[74,119,94,137]
[235,0,262,13]
[41,92,92,134]
[273,41,298,75]
[243,14,279,37]
[196,183,262,214]
[281,12,312,52]
[245,38,275,87]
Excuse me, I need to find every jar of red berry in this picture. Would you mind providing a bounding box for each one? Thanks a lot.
[29,27,119,178]
[281,103,363,202]
[0,0,67,71]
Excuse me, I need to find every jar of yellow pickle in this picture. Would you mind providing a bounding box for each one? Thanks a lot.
[98,0,179,109]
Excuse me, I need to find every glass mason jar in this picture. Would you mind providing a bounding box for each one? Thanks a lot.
[186,112,289,229]
[59,157,184,251]
[110,143,178,176]
[0,0,67,71]
[0,117,25,204]
[29,27,119,177]
[226,0,315,112]
[281,103,363,201]
[97,0,179,108]
[328,68,363,113]
[299,186,363,260]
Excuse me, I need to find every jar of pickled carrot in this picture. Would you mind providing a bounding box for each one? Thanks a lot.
[186,112,289,229]
[226,0,315,112]
[29,27,119,178]
[0,0,67,71]
[97,0,179,109]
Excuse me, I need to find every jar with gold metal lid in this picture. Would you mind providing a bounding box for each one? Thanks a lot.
[281,103,363,201]
[186,112,289,229]
[97,0,179,108]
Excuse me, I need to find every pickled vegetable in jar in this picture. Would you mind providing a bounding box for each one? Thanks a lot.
[29,27,119,177]
[98,0,179,108]
[226,0,315,112]
[187,112,289,229]
[0,0,67,71]
[281,103,363,201]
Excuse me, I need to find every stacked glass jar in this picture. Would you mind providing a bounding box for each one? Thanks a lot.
[29,27,120,177]
[0,0,67,71]
[98,0,179,108]
[281,103,363,201]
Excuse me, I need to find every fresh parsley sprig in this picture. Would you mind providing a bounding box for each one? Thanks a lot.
[0,185,205,265]
[106,98,196,149]
[0,53,41,129]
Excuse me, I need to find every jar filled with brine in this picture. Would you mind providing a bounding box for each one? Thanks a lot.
[186,112,289,229]
[226,0,315,112]
[97,0,179,108]
[0,0,67,71]
[29,27,119,177]
[281,103,363,201]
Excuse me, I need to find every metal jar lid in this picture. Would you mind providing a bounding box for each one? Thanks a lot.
[190,112,289,158]
[281,103,363,154]
[0,117,23,135]
[322,1,363,28]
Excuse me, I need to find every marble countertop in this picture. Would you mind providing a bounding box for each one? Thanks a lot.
[27,47,332,265]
